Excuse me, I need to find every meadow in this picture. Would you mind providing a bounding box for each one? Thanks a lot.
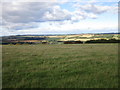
[2,44,118,88]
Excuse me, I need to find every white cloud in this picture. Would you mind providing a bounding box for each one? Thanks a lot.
[71,2,118,21]
[2,2,73,30]
[3,0,58,2]
[2,1,117,25]
[0,1,118,36]
[1,20,117,36]
[43,5,72,21]
[73,0,119,2]
[2,0,119,2]
[74,3,111,14]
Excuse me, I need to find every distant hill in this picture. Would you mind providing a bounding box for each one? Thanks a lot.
[1,33,120,45]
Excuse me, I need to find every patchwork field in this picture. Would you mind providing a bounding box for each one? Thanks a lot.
[2,44,118,88]
[1,33,120,45]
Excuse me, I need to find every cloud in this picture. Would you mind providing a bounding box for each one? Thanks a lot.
[2,2,56,23]
[2,1,116,24]
[75,4,111,14]
[43,5,72,21]
[1,20,117,36]
[71,2,118,21]
[2,0,119,2]
[73,0,119,3]
[0,1,118,36]
[2,2,73,30]
[3,0,58,2]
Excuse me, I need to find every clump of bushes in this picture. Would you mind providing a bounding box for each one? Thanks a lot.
[86,39,120,43]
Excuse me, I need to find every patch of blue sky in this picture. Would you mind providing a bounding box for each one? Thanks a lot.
[97,12,117,23]
[97,2,118,6]
[59,2,76,12]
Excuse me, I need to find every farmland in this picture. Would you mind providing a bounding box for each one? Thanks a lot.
[1,33,120,45]
[2,44,118,88]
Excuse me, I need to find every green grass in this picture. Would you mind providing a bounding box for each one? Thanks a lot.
[92,34,114,39]
[2,44,118,88]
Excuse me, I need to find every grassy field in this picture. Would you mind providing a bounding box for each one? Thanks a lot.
[2,44,118,88]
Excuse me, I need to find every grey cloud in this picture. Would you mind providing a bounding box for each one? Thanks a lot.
[2,2,73,30]
[74,3,111,14]
[1,1,117,31]
[2,2,55,23]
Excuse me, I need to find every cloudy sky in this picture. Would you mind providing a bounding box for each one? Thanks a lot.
[0,0,119,36]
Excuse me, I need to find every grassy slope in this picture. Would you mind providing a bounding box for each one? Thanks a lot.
[2,44,118,88]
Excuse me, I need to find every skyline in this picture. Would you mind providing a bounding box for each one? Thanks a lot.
[0,0,119,36]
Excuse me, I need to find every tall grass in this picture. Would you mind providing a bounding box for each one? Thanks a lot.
[2,44,118,88]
